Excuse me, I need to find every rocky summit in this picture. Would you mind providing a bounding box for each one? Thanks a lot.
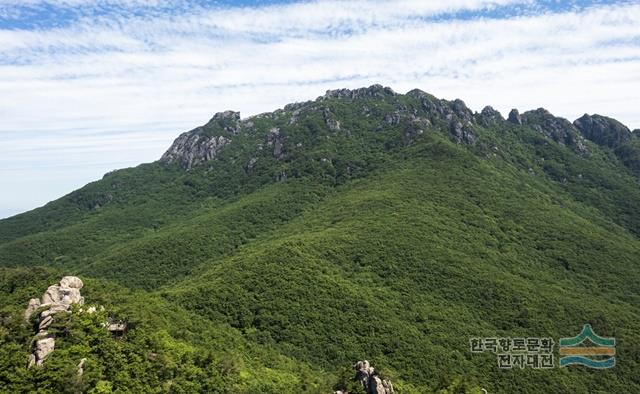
[1,85,639,393]
[156,85,634,176]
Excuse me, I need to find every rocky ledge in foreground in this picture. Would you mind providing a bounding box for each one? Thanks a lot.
[24,276,88,367]
[334,360,394,394]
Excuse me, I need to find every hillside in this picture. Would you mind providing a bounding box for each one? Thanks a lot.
[1,85,639,393]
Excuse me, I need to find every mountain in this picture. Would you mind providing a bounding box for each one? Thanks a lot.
[1,85,639,393]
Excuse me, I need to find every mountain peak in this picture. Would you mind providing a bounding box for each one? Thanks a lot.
[4,84,640,394]
[520,108,587,153]
[477,106,504,127]
[157,86,640,172]
[321,84,397,100]
[507,108,522,125]
[573,113,631,148]
[208,110,241,123]
[204,110,242,134]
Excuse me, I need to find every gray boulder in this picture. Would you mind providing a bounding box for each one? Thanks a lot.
[38,315,53,331]
[42,282,84,306]
[60,276,83,289]
[35,337,55,366]
[24,298,41,321]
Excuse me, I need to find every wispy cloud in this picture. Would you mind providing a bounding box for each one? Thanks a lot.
[1,0,639,217]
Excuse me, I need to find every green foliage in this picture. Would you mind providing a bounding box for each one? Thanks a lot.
[0,269,331,393]
[333,366,364,393]
[615,139,640,176]
[1,89,640,392]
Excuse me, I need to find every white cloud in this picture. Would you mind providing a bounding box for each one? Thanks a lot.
[1,0,640,217]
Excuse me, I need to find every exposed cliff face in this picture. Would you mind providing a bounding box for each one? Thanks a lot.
[160,111,240,169]
[161,132,231,169]
[573,114,640,177]
[574,113,631,148]
[406,89,477,144]
[520,108,588,153]
[508,108,522,125]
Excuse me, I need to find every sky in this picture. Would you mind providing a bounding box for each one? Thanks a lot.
[1,0,639,219]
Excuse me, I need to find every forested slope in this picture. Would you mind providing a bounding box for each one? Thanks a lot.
[1,85,639,393]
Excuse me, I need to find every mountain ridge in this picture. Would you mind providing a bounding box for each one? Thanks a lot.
[1,85,639,393]
[158,84,638,173]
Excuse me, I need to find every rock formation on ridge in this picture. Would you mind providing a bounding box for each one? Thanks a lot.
[334,360,394,394]
[25,276,85,367]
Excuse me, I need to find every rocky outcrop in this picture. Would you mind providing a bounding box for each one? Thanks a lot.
[508,108,522,125]
[24,298,41,321]
[323,107,341,132]
[205,110,242,134]
[367,90,476,145]
[573,113,631,148]
[520,108,587,153]
[283,101,312,113]
[406,89,477,144]
[354,360,394,394]
[160,110,240,169]
[34,337,55,365]
[161,130,231,169]
[572,115,639,176]
[477,106,504,127]
[368,376,391,394]
[321,84,397,101]
[382,112,402,127]
[335,360,394,394]
[154,86,636,178]
[451,99,474,125]
[77,357,87,377]
[450,121,476,145]
[266,127,286,160]
[25,276,85,367]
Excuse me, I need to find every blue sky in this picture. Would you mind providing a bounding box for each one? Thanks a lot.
[0,1,631,29]
[1,0,639,219]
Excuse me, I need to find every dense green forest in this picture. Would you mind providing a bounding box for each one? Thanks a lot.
[1,85,639,393]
